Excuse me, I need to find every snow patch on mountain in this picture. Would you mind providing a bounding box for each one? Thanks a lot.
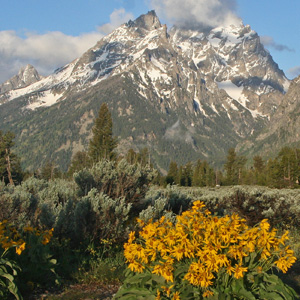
[217,80,248,106]
[0,9,289,128]
[26,90,62,110]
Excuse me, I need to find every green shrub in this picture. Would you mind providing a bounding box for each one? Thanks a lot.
[0,221,24,300]
[74,159,156,206]
[15,227,59,293]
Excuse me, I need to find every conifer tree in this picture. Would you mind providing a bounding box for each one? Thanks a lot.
[166,161,179,185]
[192,159,216,187]
[126,149,138,165]
[68,151,91,176]
[88,103,117,163]
[224,148,246,185]
[224,148,237,185]
[0,130,23,185]
[180,162,193,186]
[192,159,203,186]
[40,160,62,180]
[253,155,266,185]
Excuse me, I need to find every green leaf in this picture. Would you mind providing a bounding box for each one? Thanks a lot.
[49,258,57,265]
[125,273,152,285]
[174,264,189,277]
[258,290,285,300]
[149,273,165,286]
[0,273,15,282]
[7,280,22,300]
[231,278,256,300]
[114,286,155,300]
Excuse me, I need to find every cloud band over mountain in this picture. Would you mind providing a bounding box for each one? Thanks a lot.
[0,8,132,83]
[149,0,241,29]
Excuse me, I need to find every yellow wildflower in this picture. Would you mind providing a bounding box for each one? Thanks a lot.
[203,290,214,298]
[233,264,248,279]
[24,226,34,232]
[16,242,26,255]
[128,261,145,273]
[161,285,174,297]
[192,200,206,210]
[172,291,181,300]
[226,264,235,276]
[128,231,135,244]
[152,263,174,282]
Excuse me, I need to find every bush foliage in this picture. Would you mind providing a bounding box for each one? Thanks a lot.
[1,159,300,298]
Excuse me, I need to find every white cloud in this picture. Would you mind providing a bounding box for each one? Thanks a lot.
[287,66,300,79]
[164,120,194,144]
[0,30,103,83]
[149,0,241,30]
[98,8,134,34]
[0,8,134,84]
[260,36,294,52]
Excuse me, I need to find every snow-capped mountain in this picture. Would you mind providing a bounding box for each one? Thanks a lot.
[0,11,293,171]
[0,64,42,96]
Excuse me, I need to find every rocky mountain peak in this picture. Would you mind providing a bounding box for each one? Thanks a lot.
[0,11,296,171]
[19,64,39,81]
[130,10,162,31]
[0,64,41,94]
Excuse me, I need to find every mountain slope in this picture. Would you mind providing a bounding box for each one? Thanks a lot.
[0,64,42,98]
[239,75,300,157]
[0,11,291,172]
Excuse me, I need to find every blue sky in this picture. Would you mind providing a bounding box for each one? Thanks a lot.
[0,0,299,83]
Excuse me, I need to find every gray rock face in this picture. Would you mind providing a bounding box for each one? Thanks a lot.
[0,64,41,94]
[132,10,162,31]
[239,75,300,157]
[0,11,295,171]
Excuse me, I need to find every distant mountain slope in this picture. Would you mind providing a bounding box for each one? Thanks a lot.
[0,64,42,97]
[239,75,300,157]
[0,11,293,172]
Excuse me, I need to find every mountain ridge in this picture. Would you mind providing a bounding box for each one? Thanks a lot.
[0,11,297,172]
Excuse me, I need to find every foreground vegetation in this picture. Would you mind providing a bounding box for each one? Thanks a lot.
[1,178,300,299]
[1,103,300,299]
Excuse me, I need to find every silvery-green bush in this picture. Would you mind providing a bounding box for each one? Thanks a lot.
[74,159,156,207]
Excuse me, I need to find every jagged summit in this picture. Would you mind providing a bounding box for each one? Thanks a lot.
[0,11,289,117]
[131,10,162,31]
[0,11,295,171]
[0,64,41,95]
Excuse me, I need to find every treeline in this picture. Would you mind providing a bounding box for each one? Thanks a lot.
[23,146,300,190]
[163,147,300,189]
[1,102,300,189]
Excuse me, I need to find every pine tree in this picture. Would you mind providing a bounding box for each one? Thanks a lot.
[88,103,117,163]
[224,148,237,185]
[166,161,179,185]
[253,155,266,185]
[68,151,91,176]
[192,159,202,186]
[180,162,193,186]
[40,160,62,180]
[126,149,138,165]
[0,130,23,185]
[224,148,246,185]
